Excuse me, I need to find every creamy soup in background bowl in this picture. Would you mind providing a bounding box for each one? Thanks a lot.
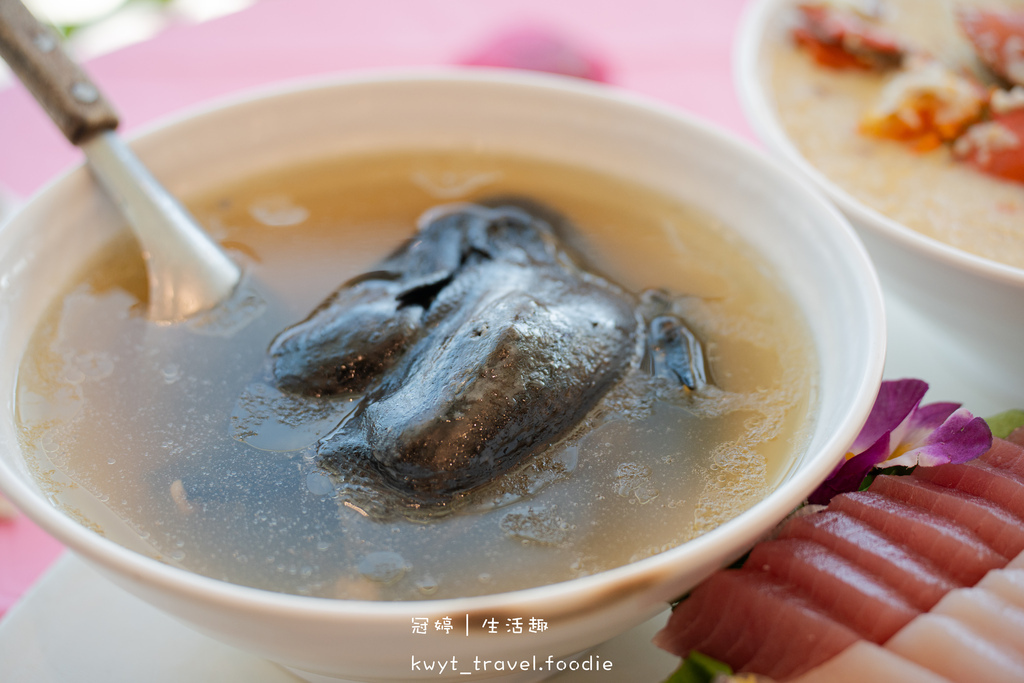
[0,69,884,682]
[736,0,1024,402]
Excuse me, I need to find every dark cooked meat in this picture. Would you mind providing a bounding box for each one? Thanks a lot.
[269,201,705,509]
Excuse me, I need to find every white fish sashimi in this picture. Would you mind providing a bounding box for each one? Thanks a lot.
[885,613,1024,683]
[1006,551,1024,570]
[789,640,953,682]
[932,587,1024,657]
[978,568,1024,609]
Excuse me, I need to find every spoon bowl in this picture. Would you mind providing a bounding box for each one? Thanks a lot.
[0,0,239,321]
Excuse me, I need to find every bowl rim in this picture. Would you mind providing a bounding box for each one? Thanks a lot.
[734,0,1024,289]
[0,66,886,620]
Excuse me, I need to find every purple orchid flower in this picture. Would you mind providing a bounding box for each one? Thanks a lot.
[808,378,992,505]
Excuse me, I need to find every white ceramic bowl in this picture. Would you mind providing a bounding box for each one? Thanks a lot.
[0,70,884,682]
[736,0,1024,402]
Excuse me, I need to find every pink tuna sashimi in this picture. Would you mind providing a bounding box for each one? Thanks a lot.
[789,640,955,683]
[653,569,859,680]
[886,613,1024,683]
[778,510,958,610]
[828,491,1007,585]
[913,459,1024,520]
[723,571,861,680]
[1008,427,1024,448]
[746,538,919,642]
[933,587,1024,657]
[655,570,787,666]
[980,438,1024,479]
[869,474,1024,559]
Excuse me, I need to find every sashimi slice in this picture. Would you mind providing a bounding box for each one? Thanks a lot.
[736,583,854,682]
[980,438,1024,480]
[653,569,785,662]
[913,460,1024,520]
[979,568,1024,609]
[746,538,919,642]
[869,474,1024,559]
[653,570,858,680]
[886,613,1024,683]
[829,491,1008,585]
[789,640,954,683]
[1008,427,1024,448]
[778,510,958,610]
[933,586,1024,657]
[1009,551,1024,569]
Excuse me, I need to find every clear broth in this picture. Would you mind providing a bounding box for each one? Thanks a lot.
[17,151,815,600]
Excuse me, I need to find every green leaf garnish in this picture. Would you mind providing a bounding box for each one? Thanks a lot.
[986,410,1024,439]
[859,464,915,491]
[663,651,733,683]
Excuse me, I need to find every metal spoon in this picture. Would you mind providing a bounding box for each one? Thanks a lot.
[0,0,240,322]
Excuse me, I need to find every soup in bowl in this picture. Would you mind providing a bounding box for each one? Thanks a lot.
[0,70,884,681]
[736,0,1024,402]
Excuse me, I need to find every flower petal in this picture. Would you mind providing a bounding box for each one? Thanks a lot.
[907,401,962,432]
[887,408,993,468]
[852,379,928,452]
[892,400,962,450]
[809,433,892,505]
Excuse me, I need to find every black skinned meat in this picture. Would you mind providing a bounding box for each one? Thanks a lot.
[268,202,705,510]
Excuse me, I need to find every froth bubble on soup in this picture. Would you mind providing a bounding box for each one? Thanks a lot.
[16,152,815,600]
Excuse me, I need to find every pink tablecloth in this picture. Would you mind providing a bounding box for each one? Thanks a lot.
[0,0,754,618]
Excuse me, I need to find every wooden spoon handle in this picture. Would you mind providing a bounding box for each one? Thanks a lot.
[0,0,118,144]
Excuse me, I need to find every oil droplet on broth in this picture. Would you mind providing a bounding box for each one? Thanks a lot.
[416,575,439,596]
[410,169,504,199]
[306,470,334,496]
[161,363,182,384]
[232,382,351,452]
[14,150,815,601]
[248,196,310,227]
[358,551,410,585]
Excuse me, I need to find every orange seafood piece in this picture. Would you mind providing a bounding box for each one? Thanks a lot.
[792,3,904,71]
[958,7,1024,86]
[954,89,1024,184]
[859,57,987,151]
